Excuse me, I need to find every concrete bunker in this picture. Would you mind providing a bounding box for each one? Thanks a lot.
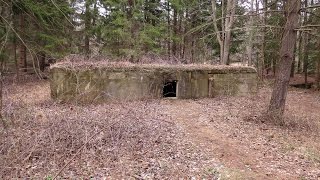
[50,62,258,103]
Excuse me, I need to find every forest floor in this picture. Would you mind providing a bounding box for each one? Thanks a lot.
[1,75,320,179]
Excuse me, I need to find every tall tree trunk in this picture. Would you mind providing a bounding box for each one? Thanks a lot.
[167,0,171,60]
[222,0,236,65]
[259,0,267,80]
[302,0,310,88]
[296,31,302,74]
[0,72,2,126]
[13,36,19,79]
[211,0,224,64]
[316,58,320,90]
[247,0,255,66]
[172,7,178,57]
[178,12,182,59]
[298,35,304,73]
[303,33,309,87]
[19,13,27,72]
[211,0,237,65]
[128,0,136,62]
[37,52,46,72]
[290,59,295,77]
[181,8,188,61]
[291,35,298,78]
[191,40,194,63]
[316,40,320,90]
[268,0,300,120]
[84,0,91,57]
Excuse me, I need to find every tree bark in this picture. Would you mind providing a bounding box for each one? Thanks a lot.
[222,0,236,65]
[181,8,188,61]
[316,57,320,90]
[13,35,19,79]
[268,0,300,119]
[0,72,2,126]
[302,0,310,88]
[211,0,237,65]
[296,31,302,74]
[167,0,171,60]
[84,0,91,57]
[259,0,267,80]
[172,7,178,57]
[247,0,255,66]
[37,52,46,72]
[303,33,309,88]
[211,0,223,64]
[19,13,27,72]
[316,40,320,90]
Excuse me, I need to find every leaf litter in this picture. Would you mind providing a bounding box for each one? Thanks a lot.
[0,77,319,179]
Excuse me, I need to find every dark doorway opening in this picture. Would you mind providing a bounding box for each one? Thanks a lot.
[163,80,177,97]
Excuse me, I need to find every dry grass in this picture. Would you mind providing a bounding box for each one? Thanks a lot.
[0,76,320,179]
[0,77,218,179]
[243,86,320,136]
[51,55,256,73]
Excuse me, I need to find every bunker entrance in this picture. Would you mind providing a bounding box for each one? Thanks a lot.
[163,80,177,97]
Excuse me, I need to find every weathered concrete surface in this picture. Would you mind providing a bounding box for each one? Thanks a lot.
[50,63,257,103]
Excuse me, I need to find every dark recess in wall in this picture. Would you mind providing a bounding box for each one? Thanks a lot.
[163,80,177,97]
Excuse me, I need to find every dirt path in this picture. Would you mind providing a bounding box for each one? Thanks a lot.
[164,100,302,179]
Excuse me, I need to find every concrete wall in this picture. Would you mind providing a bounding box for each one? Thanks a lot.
[50,64,258,103]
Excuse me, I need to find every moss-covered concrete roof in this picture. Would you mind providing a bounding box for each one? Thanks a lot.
[51,61,257,73]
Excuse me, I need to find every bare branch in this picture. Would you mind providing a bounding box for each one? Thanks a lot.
[299,24,320,28]
[0,14,42,79]
[210,1,223,45]
[300,4,320,10]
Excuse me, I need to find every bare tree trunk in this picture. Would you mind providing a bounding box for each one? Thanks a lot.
[167,0,171,60]
[316,39,320,90]
[172,7,178,57]
[302,0,310,88]
[19,13,27,72]
[222,0,236,65]
[181,8,188,61]
[296,31,302,74]
[259,0,267,80]
[297,33,303,73]
[178,12,182,59]
[211,0,237,65]
[0,72,2,126]
[191,40,194,63]
[290,59,295,77]
[303,33,309,87]
[268,0,300,120]
[84,0,91,57]
[211,0,223,64]
[37,52,46,72]
[13,36,19,79]
[246,0,255,66]
[316,57,320,90]
[291,34,298,78]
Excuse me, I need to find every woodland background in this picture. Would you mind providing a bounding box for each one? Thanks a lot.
[0,0,319,81]
[1,1,320,179]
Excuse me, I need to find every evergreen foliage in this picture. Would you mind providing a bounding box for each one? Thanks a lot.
[0,0,318,77]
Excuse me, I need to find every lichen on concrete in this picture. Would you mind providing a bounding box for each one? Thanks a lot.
[50,62,258,103]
